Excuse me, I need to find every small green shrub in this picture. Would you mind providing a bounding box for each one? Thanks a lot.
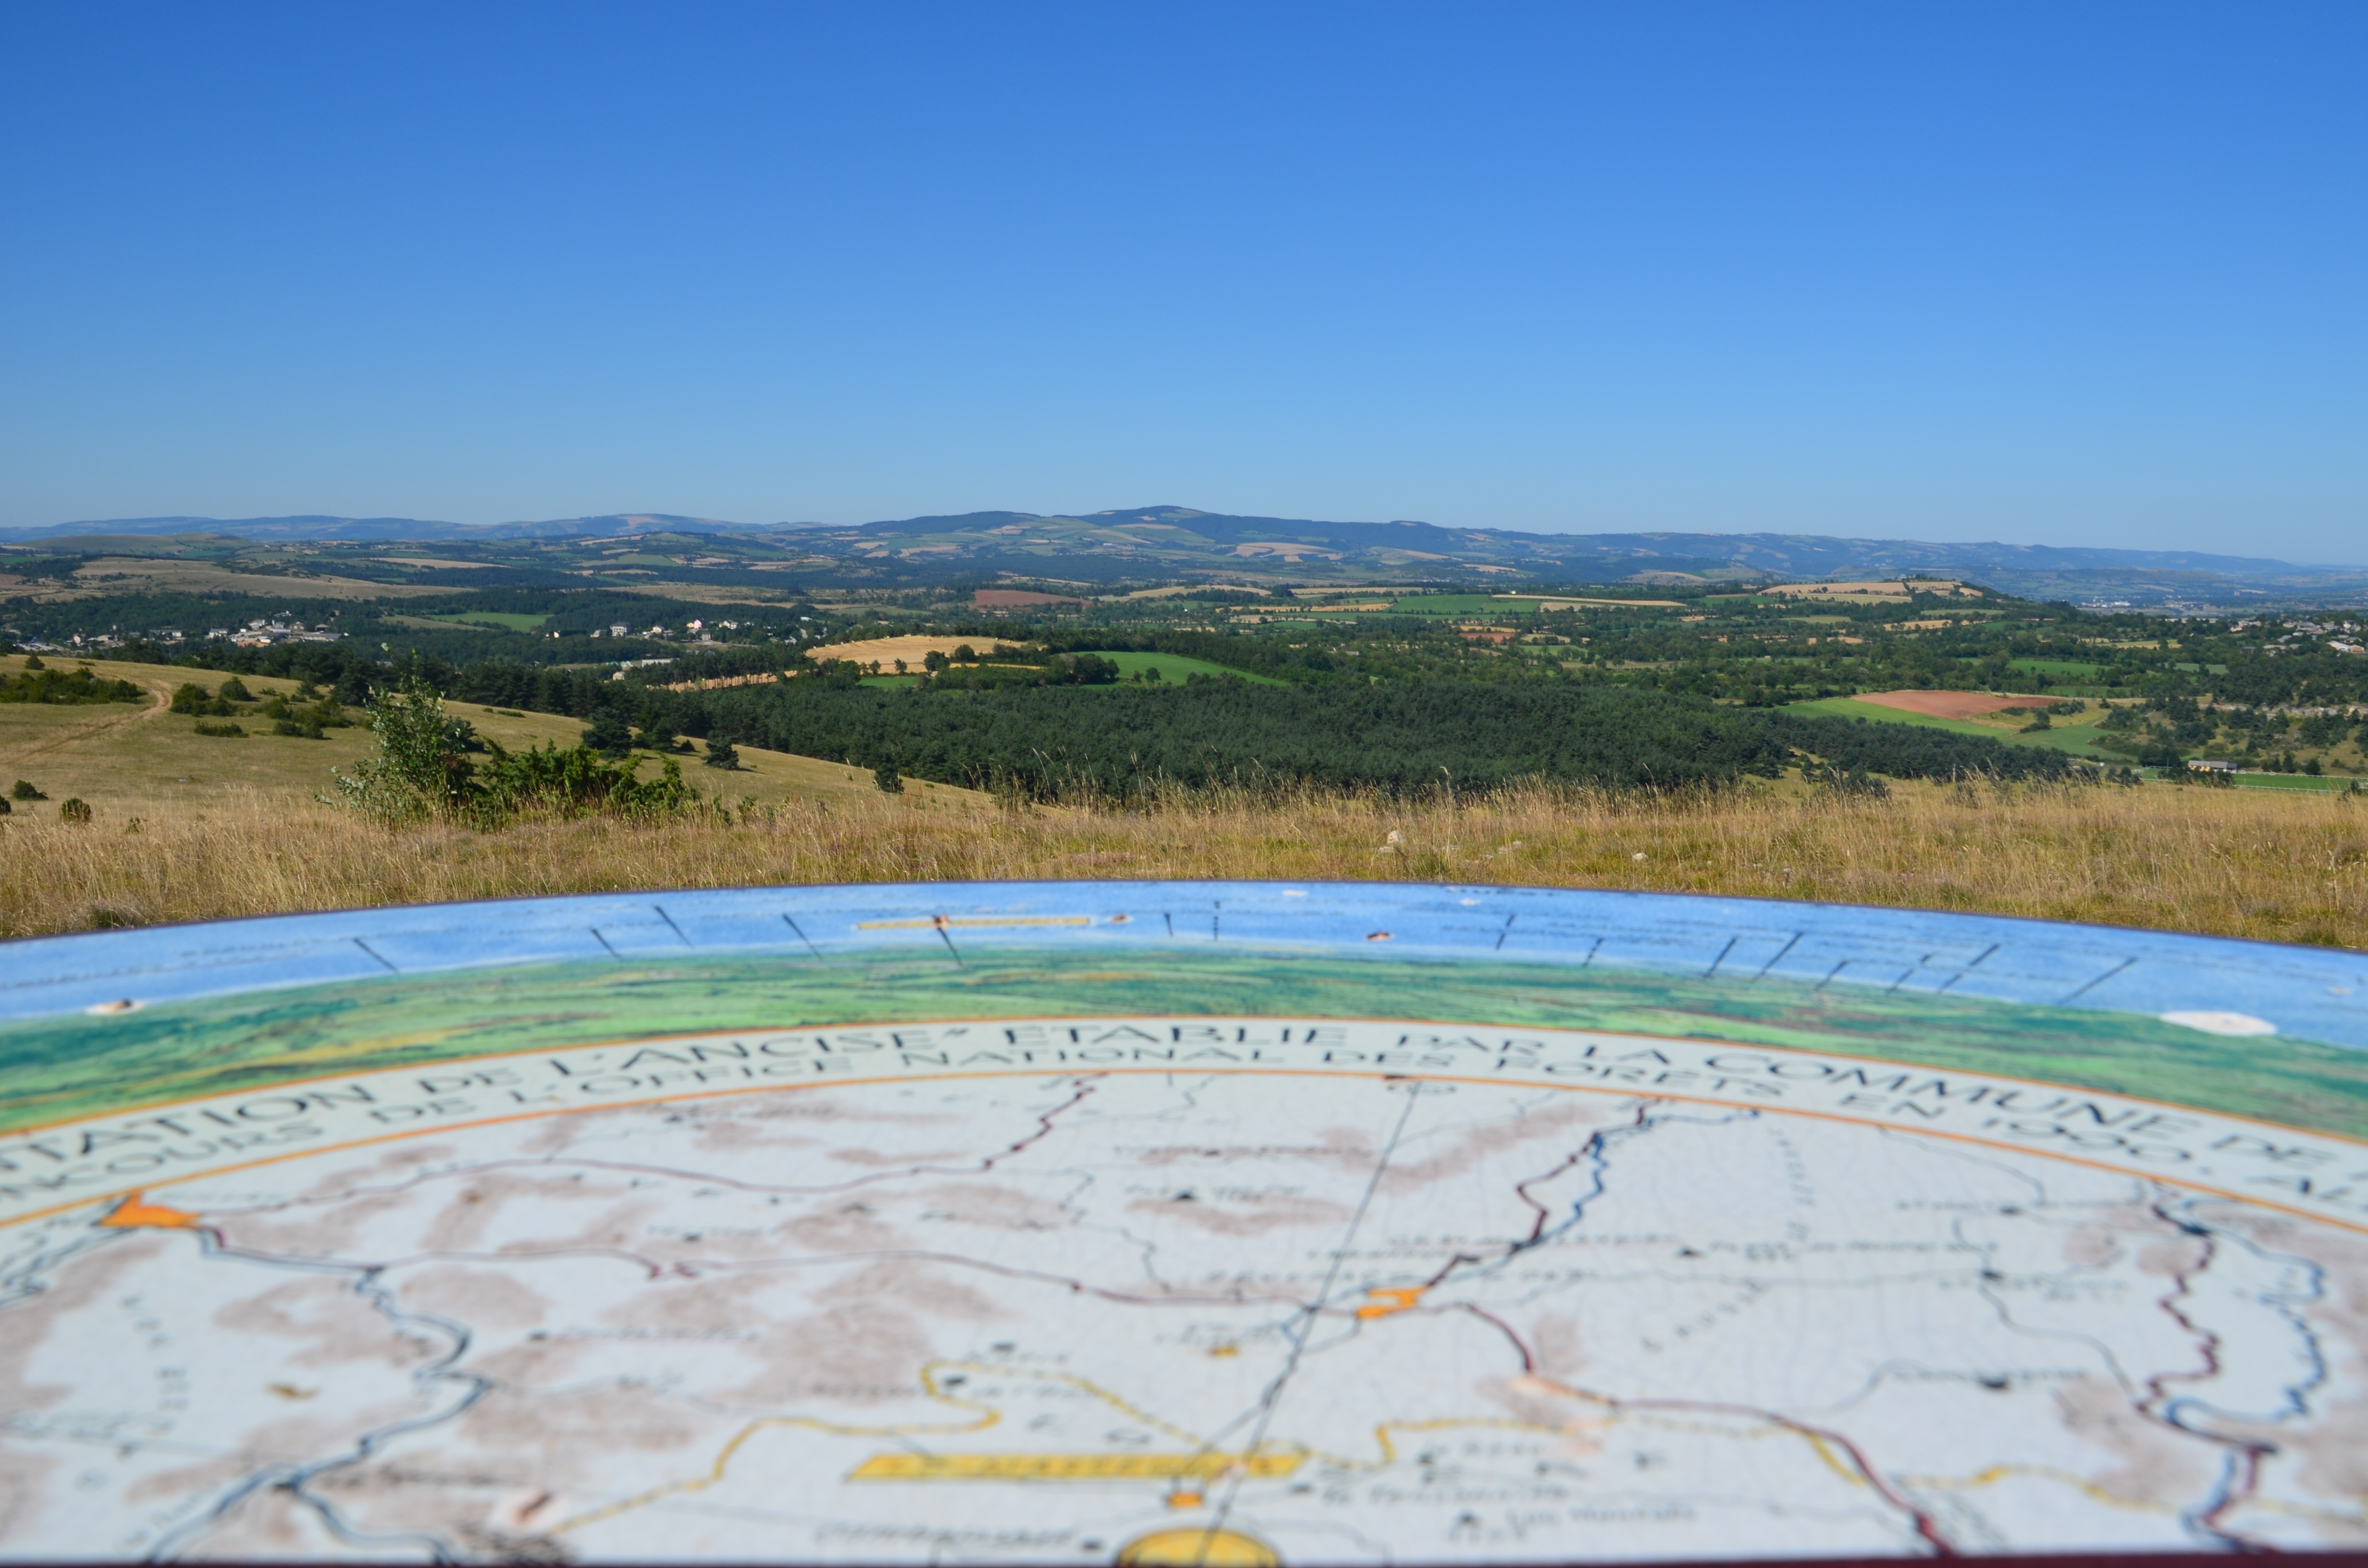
[194,720,246,737]
[703,738,740,770]
[58,797,92,824]
[475,743,693,822]
[330,677,692,826]
[217,675,253,702]
[330,676,473,821]
[1809,764,1890,799]
[11,779,43,801]
[267,694,348,729]
[1,667,145,706]
[170,683,234,717]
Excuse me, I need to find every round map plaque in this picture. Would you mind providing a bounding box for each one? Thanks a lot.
[2,882,2363,1563]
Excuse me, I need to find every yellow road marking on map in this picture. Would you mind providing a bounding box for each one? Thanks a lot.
[1354,1287,1423,1319]
[554,1359,1212,1535]
[850,1452,1304,1482]
[553,1363,1000,1533]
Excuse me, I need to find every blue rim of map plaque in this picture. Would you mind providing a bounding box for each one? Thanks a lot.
[1,882,2364,1565]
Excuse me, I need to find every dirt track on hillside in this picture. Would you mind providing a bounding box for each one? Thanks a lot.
[0,676,179,767]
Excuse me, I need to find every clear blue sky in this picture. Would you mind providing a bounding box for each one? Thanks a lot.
[3,2,2361,558]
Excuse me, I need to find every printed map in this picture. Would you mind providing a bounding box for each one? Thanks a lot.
[4,1017,2365,1563]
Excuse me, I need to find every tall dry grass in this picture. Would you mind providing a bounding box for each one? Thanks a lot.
[0,782,2358,947]
[1,779,2363,946]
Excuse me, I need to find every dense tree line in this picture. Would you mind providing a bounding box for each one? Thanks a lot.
[449,660,628,718]
[664,679,2077,798]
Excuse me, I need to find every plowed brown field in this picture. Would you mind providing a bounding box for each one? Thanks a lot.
[1856,689,2054,719]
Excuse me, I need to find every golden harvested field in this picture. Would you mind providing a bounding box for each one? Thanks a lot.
[803,634,1027,666]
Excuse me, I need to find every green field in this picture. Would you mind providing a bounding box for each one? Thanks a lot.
[4,945,2361,1139]
[429,611,550,631]
[1784,695,2121,759]
[2229,771,2361,791]
[1099,650,1287,686]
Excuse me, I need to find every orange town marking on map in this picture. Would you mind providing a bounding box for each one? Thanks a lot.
[100,1195,199,1229]
[1117,1528,1282,1567]
[1355,1287,1424,1319]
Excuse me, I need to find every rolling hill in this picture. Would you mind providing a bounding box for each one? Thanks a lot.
[7,506,2363,607]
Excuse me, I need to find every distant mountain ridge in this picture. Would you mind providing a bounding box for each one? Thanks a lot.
[6,505,2344,571]
[0,512,807,543]
[5,506,2361,605]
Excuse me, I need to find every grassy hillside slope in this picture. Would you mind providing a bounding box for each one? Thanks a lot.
[0,654,988,820]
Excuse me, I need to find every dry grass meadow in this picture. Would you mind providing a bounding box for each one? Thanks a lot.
[5,652,2364,946]
[3,773,2363,948]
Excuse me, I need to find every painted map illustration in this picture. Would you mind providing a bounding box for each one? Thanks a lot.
[2,883,2364,1563]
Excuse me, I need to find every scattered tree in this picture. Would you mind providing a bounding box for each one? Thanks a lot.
[330,676,476,821]
[581,711,633,757]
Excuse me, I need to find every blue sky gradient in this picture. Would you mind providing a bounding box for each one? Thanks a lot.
[2,2,2361,557]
